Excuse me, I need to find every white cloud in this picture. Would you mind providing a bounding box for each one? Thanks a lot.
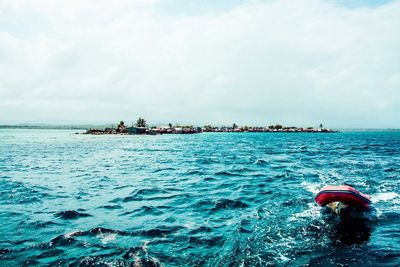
[0,0,399,127]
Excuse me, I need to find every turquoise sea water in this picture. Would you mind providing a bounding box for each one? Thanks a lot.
[0,129,399,266]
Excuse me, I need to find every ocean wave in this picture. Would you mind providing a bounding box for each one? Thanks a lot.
[214,170,241,177]
[287,203,321,222]
[122,205,165,216]
[121,188,168,202]
[135,226,184,237]
[211,198,249,211]
[54,210,92,220]
[372,192,399,203]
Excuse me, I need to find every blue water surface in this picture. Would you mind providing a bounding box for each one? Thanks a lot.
[0,129,399,266]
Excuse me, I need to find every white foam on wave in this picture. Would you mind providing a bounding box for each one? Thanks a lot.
[318,170,343,184]
[372,192,399,203]
[98,233,117,244]
[301,181,320,194]
[184,221,196,229]
[64,231,76,238]
[375,208,383,218]
[277,253,290,263]
[288,203,321,222]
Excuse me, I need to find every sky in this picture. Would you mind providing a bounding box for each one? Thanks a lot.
[0,0,399,128]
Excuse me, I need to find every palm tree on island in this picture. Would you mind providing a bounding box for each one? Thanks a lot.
[136,117,146,128]
[116,121,127,133]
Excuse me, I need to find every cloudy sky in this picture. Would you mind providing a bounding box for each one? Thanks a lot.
[0,0,399,128]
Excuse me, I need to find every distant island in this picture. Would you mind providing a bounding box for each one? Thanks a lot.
[84,118,335,135]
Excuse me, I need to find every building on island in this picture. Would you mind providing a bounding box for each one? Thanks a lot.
[127,126,147,135]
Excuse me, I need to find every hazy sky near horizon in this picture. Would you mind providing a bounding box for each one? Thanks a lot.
[0,0,399,127]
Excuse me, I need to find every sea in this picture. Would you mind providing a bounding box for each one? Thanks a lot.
[0,129,399,266]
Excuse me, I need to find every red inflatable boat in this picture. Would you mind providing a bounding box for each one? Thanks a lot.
[315,185,371,209]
